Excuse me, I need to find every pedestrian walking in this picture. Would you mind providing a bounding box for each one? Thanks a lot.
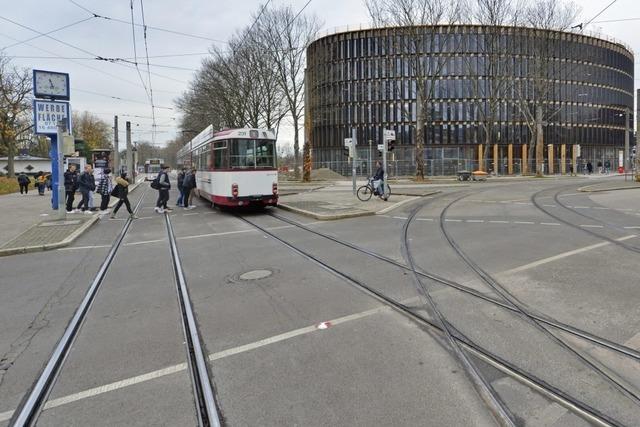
[36,171,46,195]
[176,168,186,207]
[17,172,29,194]
[587,161,593,175]
[604,159,611,174]
[183,167,197,209]
[154,164,172,213]
[64,164,79,212]
[110,172,137,219]
[77,164,96,213]
[97,168,113,213]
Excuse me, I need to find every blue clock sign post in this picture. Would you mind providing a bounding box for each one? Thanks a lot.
[32,69,71,215]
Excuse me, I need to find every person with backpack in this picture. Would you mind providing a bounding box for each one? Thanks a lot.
[176,168,186,207]
[36,171,46,196]
[17,172,29,194]
[182,168,197,209]
[97,168,113,213]
[110,172,137,219]
[154,165,172,213]
[77,164,96,213]
[64,164,79,212]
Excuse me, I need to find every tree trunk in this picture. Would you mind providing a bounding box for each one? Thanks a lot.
[415,91,425,180]
[6,140,15,177]
[302,141,311,182]
[292,116,300,179]
[535,105,544,177]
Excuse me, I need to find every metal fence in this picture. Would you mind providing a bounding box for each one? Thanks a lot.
[312,158,624,178]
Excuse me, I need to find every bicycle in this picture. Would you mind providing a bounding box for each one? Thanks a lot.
[357,177,391,201]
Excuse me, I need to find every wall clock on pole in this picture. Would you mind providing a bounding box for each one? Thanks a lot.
[33,70,70,100]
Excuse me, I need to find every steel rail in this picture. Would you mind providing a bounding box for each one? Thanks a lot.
[531,188,640,254]
[439,193,640,405]
[164,213,221,427]
[237,214,622,427]
[400,203,516,426]
[10,187,149,427]
[266,212,640,362]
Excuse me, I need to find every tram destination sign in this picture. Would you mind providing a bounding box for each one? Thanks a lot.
[33,100,71,135]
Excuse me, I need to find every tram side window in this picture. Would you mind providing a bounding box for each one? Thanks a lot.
[255,140,276,168]
[230,139,255,168]
[213,141,228,169]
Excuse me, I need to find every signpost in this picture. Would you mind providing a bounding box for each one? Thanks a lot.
[383,130,395,190]
[32,70,71,218]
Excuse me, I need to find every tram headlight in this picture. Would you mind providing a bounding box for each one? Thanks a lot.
[232,183,239,198]
[272,182,278,195]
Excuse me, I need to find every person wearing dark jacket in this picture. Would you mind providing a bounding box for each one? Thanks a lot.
[372,161,386,200]
[76,164,95,213]
[64,165,79,212]
[182,168,197,209]
[110,172,137,219]
[154,165,172,213]
[176,168,186,207]
[17,172,29,194]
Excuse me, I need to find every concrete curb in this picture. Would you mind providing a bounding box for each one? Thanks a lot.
[277,203,375,221]
[277,191,438,221]
[0,215,99,257]
[0,179,145,257]
[578,184,640,193]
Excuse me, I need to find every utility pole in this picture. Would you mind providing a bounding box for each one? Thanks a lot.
[368,139,372,178]
[55,120,66,220]
[351,129,357,195]
[113,116,119,174]
[126,121,133,183]
[624,107,630,173]
[636,90,640,181]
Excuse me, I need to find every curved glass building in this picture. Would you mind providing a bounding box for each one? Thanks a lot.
[306,25,634,175]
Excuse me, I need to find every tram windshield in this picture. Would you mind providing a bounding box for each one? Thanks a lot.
[230,139,276,169]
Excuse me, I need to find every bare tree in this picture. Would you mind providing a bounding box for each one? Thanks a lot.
[0,55,31,177]
[71,111,112,150]
[256,6,322,181]
[365,0,465,180]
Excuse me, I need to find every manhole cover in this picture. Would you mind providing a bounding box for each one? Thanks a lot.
[239,270,273,280]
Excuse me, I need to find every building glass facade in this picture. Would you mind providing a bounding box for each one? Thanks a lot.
[306,25,634,174]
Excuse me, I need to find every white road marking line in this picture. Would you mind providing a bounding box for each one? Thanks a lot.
[58,244,110,251]
[0,303,396,422]
[466,219,485,223]
[500,235,637,275]
[489,220,510,224]
[445,219,462,222]
[540,222,561,226]
[392,216,408,220]
[513,202,532,205]
[580,224,603,228]
[183,213,200,216]
[415,218,434,221]
[178,229,256,240]
[624,226,640,229]
[124,239,165,246]
[573,206,589,209]
[592,207,609,210]
[542,204,557,208]
[617,208,633,212]
[513,221,535,225]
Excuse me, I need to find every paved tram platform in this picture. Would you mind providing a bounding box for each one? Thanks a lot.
[0,179,143,257]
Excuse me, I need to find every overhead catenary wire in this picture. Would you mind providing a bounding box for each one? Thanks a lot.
[583,0,620,28]
[0,16,95,50]
[139,0,158,144]
[129,0,151,102]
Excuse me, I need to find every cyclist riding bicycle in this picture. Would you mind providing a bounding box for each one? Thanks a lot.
[372,160,386,199]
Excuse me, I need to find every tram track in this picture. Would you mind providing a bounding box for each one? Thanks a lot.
[9,187,149,427]
[438,192,640,405]
[237,212,626,427]
[163,213,222,427]
[531,187,640,254]
[265,211,640,363]
[10,183,223,427]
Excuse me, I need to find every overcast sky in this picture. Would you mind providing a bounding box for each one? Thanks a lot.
[1,0,638,150]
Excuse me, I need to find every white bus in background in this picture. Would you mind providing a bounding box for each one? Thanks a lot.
[177,126,278,207]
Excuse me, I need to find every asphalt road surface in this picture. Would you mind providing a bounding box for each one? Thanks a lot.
[1,177,639,426]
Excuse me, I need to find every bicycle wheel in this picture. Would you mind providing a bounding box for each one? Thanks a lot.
[356,185,373,201]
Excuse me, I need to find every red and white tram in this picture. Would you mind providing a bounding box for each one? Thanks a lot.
[177,126,278,207]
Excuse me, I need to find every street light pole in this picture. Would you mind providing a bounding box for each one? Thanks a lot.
[625,107,630,173]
